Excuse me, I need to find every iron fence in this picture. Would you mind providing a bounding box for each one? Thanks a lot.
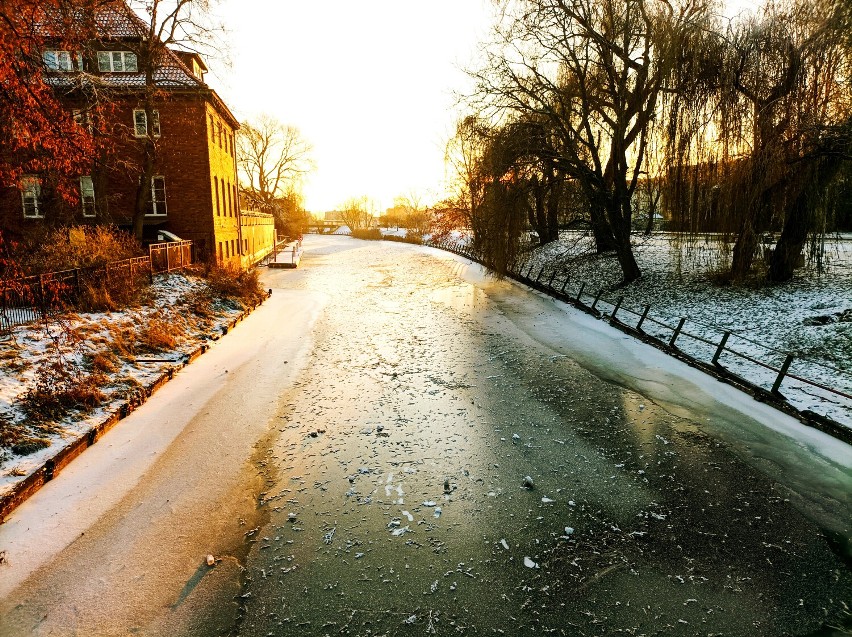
[424,237,852,438]
[0,257,153,335]
[149,240,192,273]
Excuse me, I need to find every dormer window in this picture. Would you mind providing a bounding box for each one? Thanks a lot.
[97,51,138,73]
[43,50,78,72]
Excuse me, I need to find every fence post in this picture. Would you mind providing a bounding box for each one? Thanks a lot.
[771,354,794,395]
[560,275,569,294]
[610,296,623,322]
[548,271,557,288]
[712,331,731,366]
[669,317,686,348]
[536,267,545,282]
[576,282,586,303]
[591,289,603,312]
[636,304,650,332]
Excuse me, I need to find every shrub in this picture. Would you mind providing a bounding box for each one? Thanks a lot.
[19,226,143,274]
[202,263,267,308]
[351,228,383,241]
[382,233,423,245]
[21,360,106,422]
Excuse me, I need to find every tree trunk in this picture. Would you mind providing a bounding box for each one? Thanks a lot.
[730,218,758,281]
[768,159,840,282]
[543,177,560,243]
[133,138,156,242]
[606,195,641,284]
[589,201,618,253]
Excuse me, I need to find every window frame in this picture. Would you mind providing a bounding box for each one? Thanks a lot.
[80,176,96,217]
[21,176,43,219]
[43,50,77,72]
[148,176,167,217]
[97,50,138,73]
[133,109,161,138]
[72,108,93,132]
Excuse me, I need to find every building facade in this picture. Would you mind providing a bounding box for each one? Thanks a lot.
[0,1,274,267]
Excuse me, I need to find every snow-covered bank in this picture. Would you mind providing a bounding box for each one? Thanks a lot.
[422,245,850,532]
[0,272,259,504]
[0,282,324,600]
[432,232,852,429]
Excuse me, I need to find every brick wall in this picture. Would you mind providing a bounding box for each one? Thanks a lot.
[0,91,244,267]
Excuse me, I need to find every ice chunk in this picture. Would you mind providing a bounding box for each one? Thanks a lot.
[500,538,510,550]
[523,557,539,569]
[522,476,535,489]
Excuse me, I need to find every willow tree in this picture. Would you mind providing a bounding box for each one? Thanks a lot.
[468,0,713,283]
[663,0,851,281]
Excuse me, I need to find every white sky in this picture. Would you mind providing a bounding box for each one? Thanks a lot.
[209,0,493,214]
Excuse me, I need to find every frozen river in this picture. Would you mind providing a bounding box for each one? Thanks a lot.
[1,236,849,636]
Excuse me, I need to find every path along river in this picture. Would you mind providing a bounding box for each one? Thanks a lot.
[1,236,850,636]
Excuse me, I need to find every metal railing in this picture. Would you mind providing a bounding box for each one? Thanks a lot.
[424,237,852,437]
[149,240,192,273]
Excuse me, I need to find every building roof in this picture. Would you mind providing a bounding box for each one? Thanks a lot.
[41,1,239,128]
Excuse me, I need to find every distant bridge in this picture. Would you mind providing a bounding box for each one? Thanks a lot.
[306,221,342,233]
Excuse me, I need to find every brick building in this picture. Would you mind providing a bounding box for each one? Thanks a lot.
[0,1,274,267]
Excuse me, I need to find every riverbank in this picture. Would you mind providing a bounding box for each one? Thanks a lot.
[0,270,266,519]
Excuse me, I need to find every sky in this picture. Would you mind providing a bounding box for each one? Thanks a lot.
[209,1,493,214]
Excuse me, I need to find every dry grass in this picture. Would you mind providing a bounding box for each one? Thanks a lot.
[106,321,137,359]
[87,350,119,374]
[137,315,185,352]
[200,263,267,309]
[19,226,143,274]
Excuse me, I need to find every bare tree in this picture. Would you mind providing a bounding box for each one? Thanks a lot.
[237,114,313,223]
[339,196,375,232]
[468,0,712,283]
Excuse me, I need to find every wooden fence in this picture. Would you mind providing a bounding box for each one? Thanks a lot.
[425,237,852,441]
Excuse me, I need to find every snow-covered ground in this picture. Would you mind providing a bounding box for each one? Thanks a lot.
[429,231,852,428]
[0,272,252,501]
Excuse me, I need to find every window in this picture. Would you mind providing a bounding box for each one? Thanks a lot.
[21,176,42,218]
[214,176,220,215]
[97,51,138,72]
[133,109,160,137]
[80,176,96,217]
[231,239,236,256]
[43,50,77,72]
[225,241,230,258]
[149,176,167,216]
[72,108,93,132]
